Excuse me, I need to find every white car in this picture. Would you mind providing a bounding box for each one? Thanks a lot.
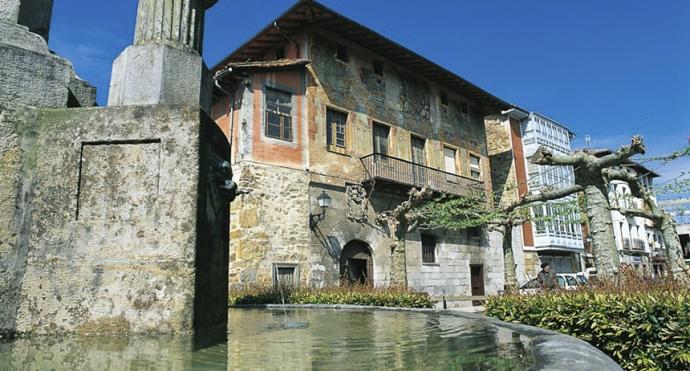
[519,273,586,293]
[557,273,581,290]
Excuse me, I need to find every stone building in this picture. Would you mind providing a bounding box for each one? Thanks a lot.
[211,0,514,303]
[485,108,584,282]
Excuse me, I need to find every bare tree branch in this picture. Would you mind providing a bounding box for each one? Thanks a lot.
[596,135,646,168]
[530,147,588,166]
[505,184,584,213]
[617,207,657,221]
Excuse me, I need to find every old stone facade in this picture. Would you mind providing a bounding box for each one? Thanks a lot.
[212,1,508,304]
[1,0,233,335]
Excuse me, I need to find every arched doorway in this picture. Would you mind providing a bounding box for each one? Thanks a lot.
[340,240,373,285]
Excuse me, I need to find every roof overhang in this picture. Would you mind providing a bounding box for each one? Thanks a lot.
[212,0,512,111]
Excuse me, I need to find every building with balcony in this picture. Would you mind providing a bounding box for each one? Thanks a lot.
[486,109,584,282]
[210,0,512,304]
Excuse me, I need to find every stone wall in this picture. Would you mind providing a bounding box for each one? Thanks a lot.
[0,104,230,335]
[406,229,505,300]
[0,103,39,334]
[307,29,493,197]
[229,161,311,286]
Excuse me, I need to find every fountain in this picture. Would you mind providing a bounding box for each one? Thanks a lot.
[0,1,621,369]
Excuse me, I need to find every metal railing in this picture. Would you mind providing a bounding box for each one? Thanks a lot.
[622,238,632,250]
[360,153,484,198]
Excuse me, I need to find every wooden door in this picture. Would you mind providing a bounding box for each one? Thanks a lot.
[470,265,484,306]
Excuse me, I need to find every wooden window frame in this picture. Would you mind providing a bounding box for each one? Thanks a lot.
[469,152,482,180]
[264,87,293,142]
[372,121,391,157]
[272,262,299,288]
[326,107,348,153]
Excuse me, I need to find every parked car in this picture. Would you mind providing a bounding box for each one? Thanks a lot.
[557,273,581,290]
[518,278,541,294]
[519,273,585,293]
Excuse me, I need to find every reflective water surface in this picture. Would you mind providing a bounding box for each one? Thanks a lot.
[1,308,533,370]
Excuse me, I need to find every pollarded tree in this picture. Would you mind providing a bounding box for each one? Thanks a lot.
[530,136,647,278]
[603,166,690,283]
[374,187,434,287]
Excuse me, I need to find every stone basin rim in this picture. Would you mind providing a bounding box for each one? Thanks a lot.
[232,303,623,371]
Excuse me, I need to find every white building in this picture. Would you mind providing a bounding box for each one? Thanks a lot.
[497,108,586,280]
[520,113,585,274]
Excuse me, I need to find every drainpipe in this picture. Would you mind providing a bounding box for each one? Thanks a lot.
[274,21,300,58]
[213,68,237,160]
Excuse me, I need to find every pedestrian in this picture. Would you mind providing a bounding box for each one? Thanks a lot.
[537,262,557,290]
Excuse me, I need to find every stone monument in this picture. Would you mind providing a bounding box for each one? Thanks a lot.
[0,0,233,335]
[0,0,96,108]
[108,0,217,111]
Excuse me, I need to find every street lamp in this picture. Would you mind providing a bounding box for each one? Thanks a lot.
[310,191,331,229]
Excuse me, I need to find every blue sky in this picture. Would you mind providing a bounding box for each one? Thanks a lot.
[50,0,689,188]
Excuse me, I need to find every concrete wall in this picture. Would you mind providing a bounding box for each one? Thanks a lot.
[0,104,230,335]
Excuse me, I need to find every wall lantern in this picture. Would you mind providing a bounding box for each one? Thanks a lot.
[310,191,332,229]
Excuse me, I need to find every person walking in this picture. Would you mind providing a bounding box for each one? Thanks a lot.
[537,262,557,290]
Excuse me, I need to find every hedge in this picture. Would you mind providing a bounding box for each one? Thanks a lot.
[229,284,434,308]
[486,283,690,370]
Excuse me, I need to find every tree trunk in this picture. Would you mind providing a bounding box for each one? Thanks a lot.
[584,184,620,277]
[389,239,408,287]
[502,223,518,293]
[660,214,690,283]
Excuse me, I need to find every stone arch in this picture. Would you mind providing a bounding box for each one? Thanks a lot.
[340,240,373,286]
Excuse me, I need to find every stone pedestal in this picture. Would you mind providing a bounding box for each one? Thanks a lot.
[1,105,230,335]
[108,44,211,110]
[108,0,217,111]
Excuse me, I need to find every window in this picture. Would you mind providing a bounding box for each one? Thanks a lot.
[275,45,286,60]
[443,147,457,174]
[566,275,578,287]
[372,123,390,156]
[460,101,469,115]
[421,234,436,264]
[326,108,347,149]
[336,43,349,62]
[440,93,448,107]
[273,263,298,288]
[373,60,384,76]
[469,154,481,179]
[265,88,292,141]
[533,204,546,234]
[468,226,481,240]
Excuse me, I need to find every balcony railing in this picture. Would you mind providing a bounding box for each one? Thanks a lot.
[622,238,631,250]
[360,153,484,198]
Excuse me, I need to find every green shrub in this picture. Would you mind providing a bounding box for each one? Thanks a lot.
[486,276,690,371]
[229,284,434,309]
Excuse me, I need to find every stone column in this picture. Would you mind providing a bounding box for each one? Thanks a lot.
[0,0,21,23]
[17,0,53,42]
[0,0,75,107]
[108,0,218,110]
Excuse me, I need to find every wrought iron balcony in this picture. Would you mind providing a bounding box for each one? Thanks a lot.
[360,153,484,198]
[622,238,631,250]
